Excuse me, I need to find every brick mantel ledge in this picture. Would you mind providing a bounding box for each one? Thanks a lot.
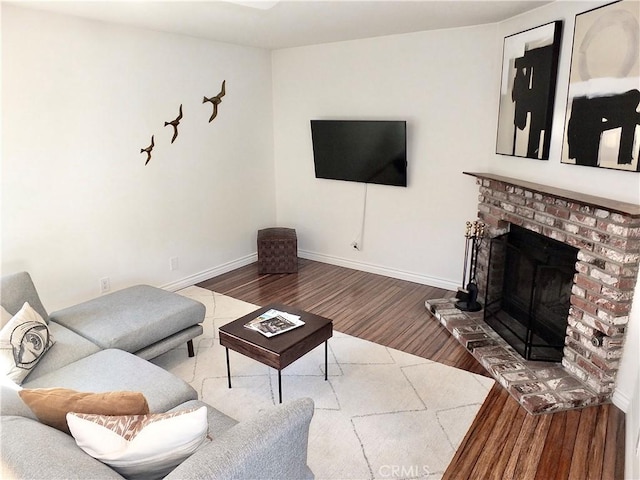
[463,172,640,218]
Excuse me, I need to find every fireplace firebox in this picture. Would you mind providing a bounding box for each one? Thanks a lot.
[485,225,579,362]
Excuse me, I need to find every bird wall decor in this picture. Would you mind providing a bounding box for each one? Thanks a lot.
[203,80,226,122]
[141,135,154,165]
[164,104,183,143]
[140,79,228,166]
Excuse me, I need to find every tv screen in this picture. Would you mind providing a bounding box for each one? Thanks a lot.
[310,120,407,187]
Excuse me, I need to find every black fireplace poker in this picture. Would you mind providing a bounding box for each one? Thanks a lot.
[455,221,485,312]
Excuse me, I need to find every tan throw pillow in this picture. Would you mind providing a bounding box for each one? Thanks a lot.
[19,388,150,434]
[67,406,208,480]
[0,302,54,384]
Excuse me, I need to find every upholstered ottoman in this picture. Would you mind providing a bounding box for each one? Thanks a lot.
[257,227,298,274]
[49,285,204,360]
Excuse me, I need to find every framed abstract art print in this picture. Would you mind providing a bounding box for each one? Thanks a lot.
[496,21,563,160]
[562,0,640,171]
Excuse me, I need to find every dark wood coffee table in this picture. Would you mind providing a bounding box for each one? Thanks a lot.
[218,303,333,403]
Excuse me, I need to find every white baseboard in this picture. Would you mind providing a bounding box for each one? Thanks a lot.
[299,249,459,291]
[160,253,257,292]
[612,388,631,413]
[160,250,458,293]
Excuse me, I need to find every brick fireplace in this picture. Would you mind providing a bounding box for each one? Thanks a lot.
[426,172,640,414]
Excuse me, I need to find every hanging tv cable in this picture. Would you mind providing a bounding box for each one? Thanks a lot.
[351,183,368,251]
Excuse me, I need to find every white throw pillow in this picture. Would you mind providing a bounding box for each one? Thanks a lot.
[0,302,54,384]
[67,406,208,480]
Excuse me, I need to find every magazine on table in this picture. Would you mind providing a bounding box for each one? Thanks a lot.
[244,309,305,337]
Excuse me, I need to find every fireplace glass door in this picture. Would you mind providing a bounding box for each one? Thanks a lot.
[485,225,578,362]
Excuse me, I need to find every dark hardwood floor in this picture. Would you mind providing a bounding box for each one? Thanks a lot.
[198,258,626,480]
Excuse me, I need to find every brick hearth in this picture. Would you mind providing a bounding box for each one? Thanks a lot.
[427,173,640,414]
[425,298,599,414]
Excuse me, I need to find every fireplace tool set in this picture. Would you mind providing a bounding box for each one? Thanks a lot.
[455,220,485,312]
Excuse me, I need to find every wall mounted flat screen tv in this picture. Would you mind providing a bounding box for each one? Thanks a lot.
[310,120,407,187]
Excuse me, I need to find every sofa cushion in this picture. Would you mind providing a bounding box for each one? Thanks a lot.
[23,349,198,413]
[0,271,49,323]
[23,322,101,382]
[50,285,205,353]
[1,305,12,328]
[168,400,239,438]
[67,406,208,480]
[0,376,37,418]
[1,415,123,479]
[19,388,150,435]
[0,302,55,384]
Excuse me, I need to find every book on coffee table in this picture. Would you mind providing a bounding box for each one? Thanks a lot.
[244,309,305,337]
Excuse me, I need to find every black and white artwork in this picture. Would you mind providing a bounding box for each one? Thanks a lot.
[562,0,640,171]
[496,21,563,160]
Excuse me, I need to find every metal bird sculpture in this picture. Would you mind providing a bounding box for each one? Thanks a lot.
[203,80,226,122]
[164,104,183,143]
[141,135,155,165]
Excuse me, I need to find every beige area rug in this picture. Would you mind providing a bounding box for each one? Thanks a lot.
[151,286,495,480]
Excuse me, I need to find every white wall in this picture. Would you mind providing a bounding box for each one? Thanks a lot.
[1,5,276,310]
[272,25,498,290]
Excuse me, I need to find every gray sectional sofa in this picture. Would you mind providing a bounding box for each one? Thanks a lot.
[0,272,315,479]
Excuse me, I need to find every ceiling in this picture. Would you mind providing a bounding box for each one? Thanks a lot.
[10,0,553,50]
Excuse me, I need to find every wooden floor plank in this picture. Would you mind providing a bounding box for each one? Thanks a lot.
[588,406,610,479]
[512,414,552,480]
[444,384,511,479]
[535,409,581,480]
[568,407,601,480]
[464,388,526,480]
[198,259,626,479]
[503,412,543,479]
[484,399,530,480]
[601,404,626,480]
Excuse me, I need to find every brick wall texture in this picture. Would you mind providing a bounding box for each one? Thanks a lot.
[474,177,640,396]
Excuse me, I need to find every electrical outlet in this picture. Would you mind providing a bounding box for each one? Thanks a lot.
[100,277,110,294]
[170,257,179,271]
